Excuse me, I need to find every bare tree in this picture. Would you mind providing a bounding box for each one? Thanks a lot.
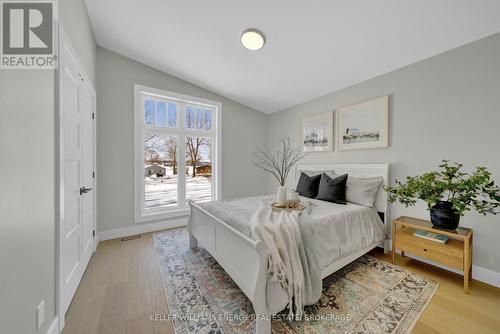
[144,134,163,163]
[168,110,177,128]
[166,138,178,174]
[186,137,210,178]
[185,109,210,178]
[252,136,306,186]
[149,153,162,164]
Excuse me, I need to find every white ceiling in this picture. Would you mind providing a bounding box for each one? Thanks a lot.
[85,0,500,113]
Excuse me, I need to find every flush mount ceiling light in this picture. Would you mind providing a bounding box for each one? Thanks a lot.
[241,29,265,51]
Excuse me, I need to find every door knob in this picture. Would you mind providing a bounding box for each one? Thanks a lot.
[80,187,93,195]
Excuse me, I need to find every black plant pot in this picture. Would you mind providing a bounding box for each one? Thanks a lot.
[430,201,460,230]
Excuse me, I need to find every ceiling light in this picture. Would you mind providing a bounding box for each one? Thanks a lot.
[241,29,265,51]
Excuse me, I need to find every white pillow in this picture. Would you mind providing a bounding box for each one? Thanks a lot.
[346,176,383,207]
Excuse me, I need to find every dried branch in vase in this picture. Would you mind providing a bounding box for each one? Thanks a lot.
[252,136,306,186]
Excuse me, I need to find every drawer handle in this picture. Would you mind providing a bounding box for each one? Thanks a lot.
[423,248,428,252]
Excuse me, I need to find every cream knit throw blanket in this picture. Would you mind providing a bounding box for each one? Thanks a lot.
[250,202,321,318]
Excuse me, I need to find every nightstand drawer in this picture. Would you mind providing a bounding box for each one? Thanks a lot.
[395,228,464,270]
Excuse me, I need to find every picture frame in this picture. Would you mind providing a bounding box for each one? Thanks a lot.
[301,111,333,152]
[337,95,389,151]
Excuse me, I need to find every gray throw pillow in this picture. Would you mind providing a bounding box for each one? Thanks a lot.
[296,172,322,198]
[301,170,337,178]
[316,173,348,204]
[346,176,383,207]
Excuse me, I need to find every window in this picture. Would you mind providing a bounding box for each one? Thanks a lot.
[134,85,221,222]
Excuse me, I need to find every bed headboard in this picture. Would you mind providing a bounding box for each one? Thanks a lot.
[295,163,390,239]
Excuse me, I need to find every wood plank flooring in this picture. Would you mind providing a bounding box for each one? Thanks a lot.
[63,230,500,334]
[370,249,500,334]
[62,233,173,334]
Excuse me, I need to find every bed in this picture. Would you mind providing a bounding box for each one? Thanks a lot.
[187,163,390,334]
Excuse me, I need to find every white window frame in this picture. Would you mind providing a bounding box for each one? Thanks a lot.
[134,84,222,223]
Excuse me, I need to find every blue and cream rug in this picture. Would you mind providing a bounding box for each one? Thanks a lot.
[153,229,437,334]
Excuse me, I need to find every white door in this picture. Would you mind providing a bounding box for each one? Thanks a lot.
[80,83,95,272]
[61,39,96,314]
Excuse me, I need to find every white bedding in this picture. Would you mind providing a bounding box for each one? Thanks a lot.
[197,195,387,314]
[198,195,387,270]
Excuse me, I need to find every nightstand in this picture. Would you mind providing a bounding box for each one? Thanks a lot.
[392,216,473,293]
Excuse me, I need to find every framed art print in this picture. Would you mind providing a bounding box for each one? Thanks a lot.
[301,111,333,152]
[337,95,389,151]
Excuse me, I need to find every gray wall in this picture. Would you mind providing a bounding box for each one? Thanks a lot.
[267,33,500,273]
[96,47,269,232]
[0,71,56,334]
[60,0,97,85]
[0,1,96,333]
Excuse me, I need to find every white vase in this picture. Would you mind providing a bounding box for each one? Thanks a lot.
[277,186,287,206]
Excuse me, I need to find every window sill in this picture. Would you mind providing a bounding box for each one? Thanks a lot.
[135,208,190,224]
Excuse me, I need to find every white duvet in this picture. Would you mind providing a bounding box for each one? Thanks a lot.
[302,197,387,269]
[199,195,387,270]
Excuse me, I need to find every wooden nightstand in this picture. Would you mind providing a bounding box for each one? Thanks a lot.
[392,216,473,293]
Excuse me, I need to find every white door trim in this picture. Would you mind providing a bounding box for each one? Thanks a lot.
[56,24,97,333]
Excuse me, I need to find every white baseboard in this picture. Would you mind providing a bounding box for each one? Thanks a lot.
[98,217,188,241]
[46,317,59,334]
[388,240,500,288]
[472,264,500,288]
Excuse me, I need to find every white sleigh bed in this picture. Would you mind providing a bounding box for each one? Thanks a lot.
[188,163,390,334]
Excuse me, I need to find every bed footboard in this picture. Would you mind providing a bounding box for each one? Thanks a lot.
[188,202,272,334]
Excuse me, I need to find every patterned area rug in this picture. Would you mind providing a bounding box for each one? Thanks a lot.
[153,229,437,334]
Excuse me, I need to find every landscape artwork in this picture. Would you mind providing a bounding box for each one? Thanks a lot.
[301,111,333,152]
[337,95,389,151]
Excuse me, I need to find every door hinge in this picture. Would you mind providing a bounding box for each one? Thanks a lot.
[93,230,96,238]
[92,113,95,119]
[93,171,95,178]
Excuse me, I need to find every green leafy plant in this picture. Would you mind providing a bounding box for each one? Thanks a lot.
[385,160,500,216]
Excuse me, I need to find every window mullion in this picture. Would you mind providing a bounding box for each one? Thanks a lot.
[178,102,187,207]
[144,126,182,134]
[184,130,215,137]
[140,95,147,216]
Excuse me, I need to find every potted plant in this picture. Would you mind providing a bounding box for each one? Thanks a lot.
[252,136,306,206]
[385,160,500,230]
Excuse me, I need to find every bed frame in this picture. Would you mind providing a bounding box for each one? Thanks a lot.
[188,163,389,334]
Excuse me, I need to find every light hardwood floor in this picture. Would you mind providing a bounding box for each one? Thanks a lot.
[62,233,173,334]
[63,230,500,334]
